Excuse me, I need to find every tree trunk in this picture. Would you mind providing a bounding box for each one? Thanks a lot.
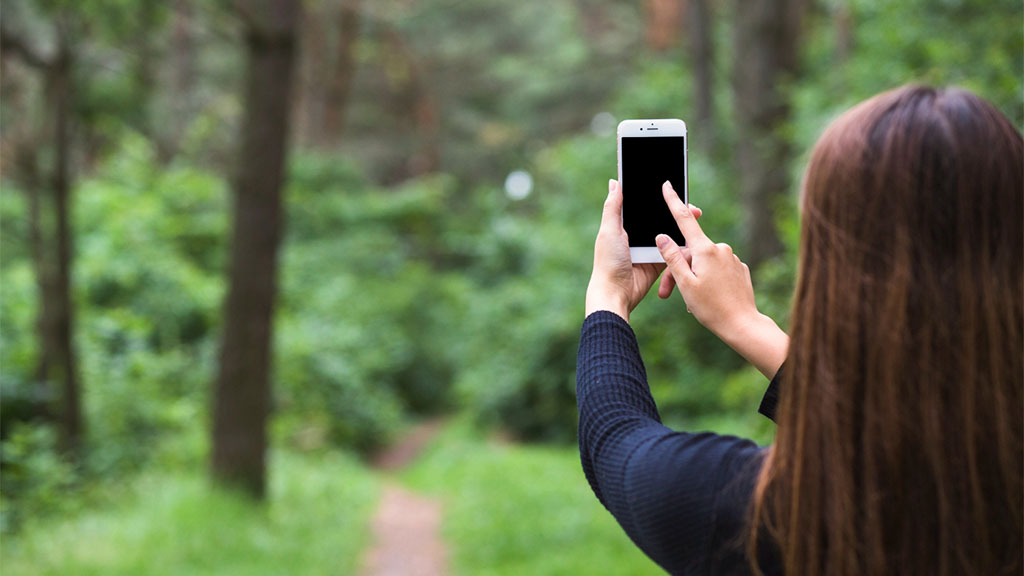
[133,1,159,139]
[296,4,326,148]
[381,26,439,179]
[165,0,196,160]
[687,0,714,147]
[320,0,361,147]
[573,0,611,45]
[48,33,82,457]
[21,135,58,421]
[2,21,83,454]
[835,0,853,66]
[211,0,300,499]
[646,0,683,52]
[409,80,439,177]
[731,0,804,270]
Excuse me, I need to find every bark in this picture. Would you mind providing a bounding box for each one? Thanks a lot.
[297,4,326,147]
[320,0,361,147]
[2,21,83,457]
[835,0,853,66]
[133,1,159,138]
[687,0,714,147]
[211,0,301,498]
[166,0,196,160]
[22,138,54,402]
[646,0,683,52]
[408,80,439,177]
[381,26,439,179]
[573,0,610,44]
[48,38,82,456]
[732,0,805,269]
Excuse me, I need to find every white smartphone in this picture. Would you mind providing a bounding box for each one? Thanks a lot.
[617,118,688,263]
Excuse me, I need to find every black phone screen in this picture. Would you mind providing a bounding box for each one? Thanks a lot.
[621,136,687,247]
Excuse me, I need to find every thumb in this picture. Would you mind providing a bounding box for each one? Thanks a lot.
[600,179,623,233]
[656,234,695,286]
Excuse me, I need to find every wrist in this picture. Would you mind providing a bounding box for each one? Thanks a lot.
[706,307,760,343]
[719,311,788,378]
[585,286,630,323]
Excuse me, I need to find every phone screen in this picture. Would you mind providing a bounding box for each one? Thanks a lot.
[621,136,687,247]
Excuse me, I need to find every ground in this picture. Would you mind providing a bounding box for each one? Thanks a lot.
[360,419,448,576]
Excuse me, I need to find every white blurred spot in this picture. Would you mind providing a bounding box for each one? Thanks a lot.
[590,111,616,136]
[504,170,533,200]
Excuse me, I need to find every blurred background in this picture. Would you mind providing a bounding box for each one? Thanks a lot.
[0,0,1020,574]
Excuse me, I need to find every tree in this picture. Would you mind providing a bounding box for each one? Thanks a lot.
[211,0,301,498]
[731,0,806,269]
[295,1,327,147]
[1,15,83,459]
[379,22,439,180]
[167,0,197,160]
[686,0,714,147]
[295,0,361,149]
[321,0,361,146]
[646,0,682,52]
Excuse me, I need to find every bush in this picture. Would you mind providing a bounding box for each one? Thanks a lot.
[276,157,469,454]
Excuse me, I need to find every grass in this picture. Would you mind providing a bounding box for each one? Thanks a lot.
[402,419,665,576]
[2,413,766,575]
[1,449,379,576]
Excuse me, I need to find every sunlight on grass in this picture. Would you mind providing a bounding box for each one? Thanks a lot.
[403,420,665,576]
[1,450,378,576]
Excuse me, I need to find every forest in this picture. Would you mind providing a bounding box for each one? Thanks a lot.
[0,0,1020,574]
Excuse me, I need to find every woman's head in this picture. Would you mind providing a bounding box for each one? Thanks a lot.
[753,86,1023,575]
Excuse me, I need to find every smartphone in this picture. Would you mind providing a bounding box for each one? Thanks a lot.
[617,119,688,263]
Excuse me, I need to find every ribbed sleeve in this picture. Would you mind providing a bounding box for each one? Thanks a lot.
[576,311,780,576]
[758,367,782,422]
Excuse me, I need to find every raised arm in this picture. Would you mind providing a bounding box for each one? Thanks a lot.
[577,311,769,575]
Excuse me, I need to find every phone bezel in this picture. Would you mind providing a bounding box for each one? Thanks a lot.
[616,118,688,263]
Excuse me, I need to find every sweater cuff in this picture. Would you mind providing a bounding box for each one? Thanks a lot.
[758,365,783,423]
[580,310,640,359]
[582,309,633,336]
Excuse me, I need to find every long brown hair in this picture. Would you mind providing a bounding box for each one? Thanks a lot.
[750,86,1024,575]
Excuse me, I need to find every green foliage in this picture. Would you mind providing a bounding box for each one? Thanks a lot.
[844,0,1023,126]
[275,155,471,454]
[345,0,641,183]
[0,449,378,575]
[403,419,665,575]
[453,120,777,443]
[0,424,76,532]
[71,137,225,477]
[2,0,1021,567]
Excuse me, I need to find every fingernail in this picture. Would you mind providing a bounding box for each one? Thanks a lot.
[656,234,669,249]
[608,179,616,194]
[663,180,673,192]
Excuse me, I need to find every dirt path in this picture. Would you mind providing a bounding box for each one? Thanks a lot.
[359,420,448,576]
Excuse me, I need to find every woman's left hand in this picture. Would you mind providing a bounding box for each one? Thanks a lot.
[585,179,701,322]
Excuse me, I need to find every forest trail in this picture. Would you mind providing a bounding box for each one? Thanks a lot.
[359,419,449,576]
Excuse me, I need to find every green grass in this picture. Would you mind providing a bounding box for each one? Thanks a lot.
[2,415,764,575]
[402,419,665,576]
[1,449,379,576]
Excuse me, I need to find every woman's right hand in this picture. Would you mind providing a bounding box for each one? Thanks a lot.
[655,181,788,378]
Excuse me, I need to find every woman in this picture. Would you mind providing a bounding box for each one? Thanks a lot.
[577,85,1022,575]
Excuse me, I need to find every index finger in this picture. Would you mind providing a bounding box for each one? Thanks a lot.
[662,180,712,249]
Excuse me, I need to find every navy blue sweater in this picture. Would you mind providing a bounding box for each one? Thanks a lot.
[576,311,783,575]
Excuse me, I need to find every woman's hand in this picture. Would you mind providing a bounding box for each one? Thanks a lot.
[655,181,788,378]
[585,179,701,323]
